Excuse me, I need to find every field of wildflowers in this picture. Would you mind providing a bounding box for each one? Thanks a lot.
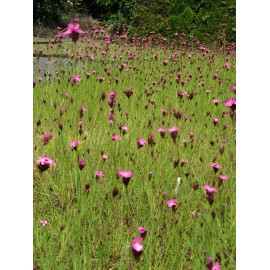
[33,19,236,269]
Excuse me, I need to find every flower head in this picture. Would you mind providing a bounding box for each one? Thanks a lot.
[36,153,56,172]
[69,139,82,150]
[95,171,104,179]
[137,226,149,234]
[43,133,53,145]
[137,138,147,148]
[70,75,82,85]
[40,220,48,227]
[79,159,86,170]
[57,23,87,43]
[112,133,121,141]
[167,199,178,207]
[117,169,132,188]
[225,98,236,111]
[210,163,222,173]
[131,237,144,253]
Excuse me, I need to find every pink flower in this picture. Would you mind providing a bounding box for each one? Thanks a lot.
[69,139,82,150]
[120,125,129,134]
[219,174,229,180]
[79,159,86,170]
[225,98,236,111]
[158,127,166,138]
[40,220,48,227]
[167,126,179,133]
[224,62,230,70]
[98,77,105,83]
[212,264,221,270]
[131,237,144,253]
[191,211,197,217]
[178,91,187,99]
[213,74,219,79]
[74,18,79,22]
[203,184,218,194]
[212,99,220,104]
[102,154,109,161]
[137,226,149,234]
[36,153,56,172]
[210,163,222,173]
[168,126,179,143]
[85,72,91,78]
[70,75,82,84]
[118,170,132,179]
[213,118,219,125]
[137,138,147,148]
[78,120,84,126]
[230,85,236,93]
[163,59,169,66]
[57,23,87,43]
[112,133,121,141]
[56,26,62,31]
[167,199,178,207]
[95,171,104,179]
[43,133,53,145]
[117,169,132,188]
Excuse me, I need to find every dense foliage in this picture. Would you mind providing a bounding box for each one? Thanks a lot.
[34,0,235,42]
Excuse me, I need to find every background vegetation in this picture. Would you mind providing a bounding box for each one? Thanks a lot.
[33,0,236,43]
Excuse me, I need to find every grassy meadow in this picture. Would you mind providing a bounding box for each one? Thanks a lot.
[33,29,236,269]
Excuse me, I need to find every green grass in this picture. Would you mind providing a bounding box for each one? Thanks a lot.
[33,38,236,269]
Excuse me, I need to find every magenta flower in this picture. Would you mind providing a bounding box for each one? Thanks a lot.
[85,72,91,78]
[203,184,218,205]
[203,184,218,194]
[117,169,132,188]
[212,99,220,105]
[137,226,149,235]
[36,153,56,172]
[102,154,109,161]
[70,75,82,85]
[40,220,48,227]
[131,237,144,253]
[69,139,82,150]
[79,159,86,170]
[120,125,129,134]
[225,98,236,111]
[167,126,179,133]
[167,199,178,212]
[210,163,222,173]
[112,133,121,141]
[167,199,178,207]
[57,23,87,43]
[158,127,166,138]
[43,133,53,145]
[230,85,236,93]
[78,120,84,126]
[224,62,230,70]
[220,174,229,180]
[212,264,221,270]
[168,126,179,143]
[95,171,104,179]
[178,91,187,99]
[213,117,219,125]
[137,138,147,148]
[161,109,167,116]
[98,77,105,83]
